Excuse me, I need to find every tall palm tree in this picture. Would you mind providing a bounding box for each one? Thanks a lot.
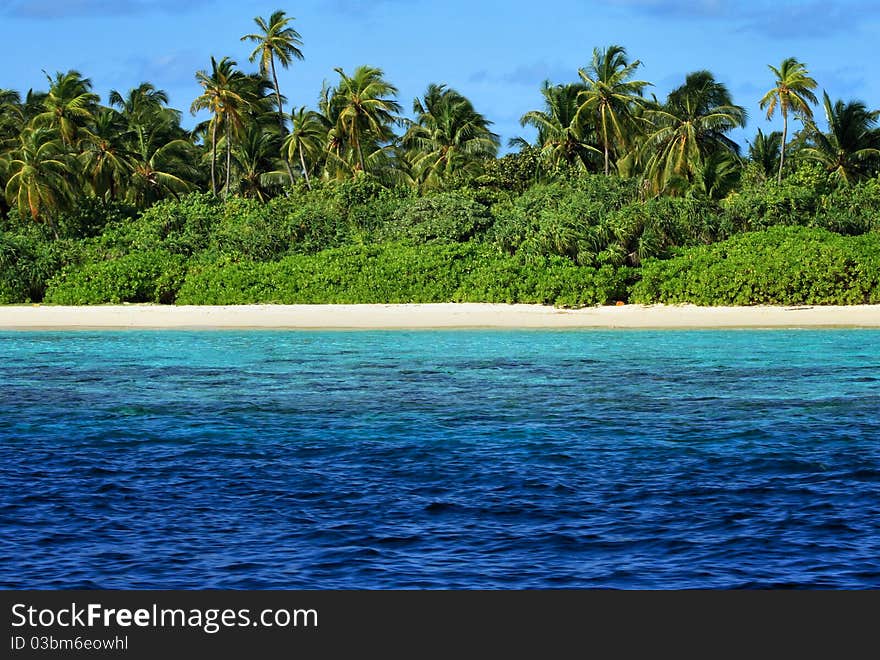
[575,45,650,175]
[191,56,253,196]
[284,106,326,189]
[759,57,818,183]
[403,84,499,188]
[242,10,304,188]
[4,127,73,232]
[33,70,99,148]
[519,81,600,172]
[641,71,746,195]
[801,92,880,184]
[331,66,401,174]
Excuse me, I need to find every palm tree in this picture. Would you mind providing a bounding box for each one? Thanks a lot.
[331,66,401,174]
[748,128,783,179]
[79,108,133,200]
[284,106,326,189]
[403,84,499,188]
[575,45,650,175]
[230,122,286,201]
[519,81,600,172]
[126,138,196,206]
[33,70,99,148]
[641,71,746,195]
[0,89,24,144]
[242,10,304,188]
[759,57,818,183]
[4,127,73,232]
[801,92,880,184]
[191,56,253,196]
[109,83,180,157]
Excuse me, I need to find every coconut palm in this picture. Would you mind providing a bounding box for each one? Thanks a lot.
[4,127,73,231]
[759,57,818,183]
[801,92,880,184]
[191,56,254,196]
[109,83,183,158]
[33,70,99,148]
[79,108,133,200]
[403,84,499,188]
[284,106,326,189]
[242,10,304,187]
[575,45,650,175]
[126,138,196,206]
[0,89,23,145]
[519,81,600,172]
[641,71,746,195]
[230,121,286,201]
[331,66,401,174]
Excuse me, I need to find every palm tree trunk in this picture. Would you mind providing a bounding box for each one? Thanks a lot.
[604,143,610,176]
[210,120,218,196]
[354,132,366,173]
[225,120,232,199]
[778,111,788,184]
[298,142,312,191]
[270,57,296,188]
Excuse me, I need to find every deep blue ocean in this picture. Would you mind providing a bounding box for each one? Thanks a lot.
[1,329,879,589]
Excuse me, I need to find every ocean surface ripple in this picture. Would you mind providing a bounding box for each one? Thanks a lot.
[1,329,879,589]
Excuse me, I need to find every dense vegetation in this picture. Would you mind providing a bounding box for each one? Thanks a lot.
[1,11,879,307]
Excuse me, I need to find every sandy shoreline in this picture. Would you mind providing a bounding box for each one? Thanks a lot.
[1,303,880,329]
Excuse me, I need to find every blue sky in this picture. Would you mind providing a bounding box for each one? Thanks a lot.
[2,0,879,151]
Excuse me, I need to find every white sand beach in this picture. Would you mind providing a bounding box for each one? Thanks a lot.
[2,303,880,329]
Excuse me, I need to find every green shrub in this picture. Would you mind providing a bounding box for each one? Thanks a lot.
[177,242,623,307]
[0,231,83,303]
[45,250,188,304]
[381,192,492,243]
[491,182,715,266]
[631,226,880,305]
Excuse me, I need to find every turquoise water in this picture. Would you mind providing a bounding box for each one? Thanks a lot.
[1,329,879,588]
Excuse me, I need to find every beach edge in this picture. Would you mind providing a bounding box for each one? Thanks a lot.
[3,303,880,329]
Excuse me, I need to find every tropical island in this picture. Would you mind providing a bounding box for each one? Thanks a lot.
[1,11,879,310]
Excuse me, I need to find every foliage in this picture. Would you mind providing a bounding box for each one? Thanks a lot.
[380,192,491,243]
[631,226,880,305]
[489,177,688,266]
[403,84,499,189]
[176,242,627,307]
[45,250,187,304]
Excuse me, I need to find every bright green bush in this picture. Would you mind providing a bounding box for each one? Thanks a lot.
[631,226,880,305]
[45,250,188,304]
[177,242,625,307]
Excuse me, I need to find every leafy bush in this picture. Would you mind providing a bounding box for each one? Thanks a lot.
[45,250,188,304]
[0,233,34,303]
[631,226,880,305]
[381,192,492,243]
[0,231,83,303]
[491,182,715,266]
[177,242,625,307]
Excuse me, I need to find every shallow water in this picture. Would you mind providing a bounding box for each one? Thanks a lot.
[1,329,879,588]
